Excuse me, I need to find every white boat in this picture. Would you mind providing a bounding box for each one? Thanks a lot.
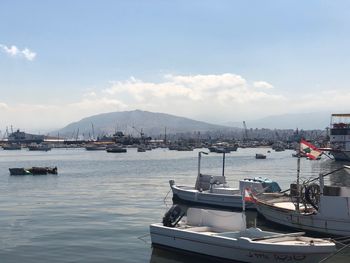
[170,177,280,210]
[170,152,281,210]
[150,206,336,263]
[254,166,350,236]
[326,113,350,161]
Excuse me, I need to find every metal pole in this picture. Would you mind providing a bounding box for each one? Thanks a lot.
[222,152,226,178]
[195,151,208,189]
[198,151,201,178]
[296,142,301,212]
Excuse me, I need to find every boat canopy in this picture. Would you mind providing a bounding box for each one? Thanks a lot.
[253,177,281,193]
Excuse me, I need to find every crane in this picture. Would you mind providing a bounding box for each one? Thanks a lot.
[132,126,145,140]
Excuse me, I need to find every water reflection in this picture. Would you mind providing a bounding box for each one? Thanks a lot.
[150,245,350,263]
[150,246,240,263]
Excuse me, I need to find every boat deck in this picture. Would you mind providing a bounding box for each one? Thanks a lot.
[271,201,316,214]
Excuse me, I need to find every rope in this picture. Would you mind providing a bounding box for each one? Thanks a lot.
[137,233,151,245]
[318,242,350,263]
[163,189,171,208]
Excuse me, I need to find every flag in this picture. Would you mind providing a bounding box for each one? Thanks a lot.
[243,188,254,203]
[300,139,323,160]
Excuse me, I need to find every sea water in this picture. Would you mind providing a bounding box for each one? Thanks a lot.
[0,147,348,262]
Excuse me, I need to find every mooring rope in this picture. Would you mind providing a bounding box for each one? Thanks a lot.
[319,239,350,263]
[137,233,151,245]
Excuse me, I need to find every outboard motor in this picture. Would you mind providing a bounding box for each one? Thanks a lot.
[162,205,185,227]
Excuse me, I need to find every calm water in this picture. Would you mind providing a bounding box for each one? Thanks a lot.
[0,147,349,262]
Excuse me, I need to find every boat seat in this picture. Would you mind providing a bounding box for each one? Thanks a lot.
[216,228,277,239]
[186,208,246,232]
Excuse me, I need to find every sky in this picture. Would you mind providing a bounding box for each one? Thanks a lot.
[1,0,350,133]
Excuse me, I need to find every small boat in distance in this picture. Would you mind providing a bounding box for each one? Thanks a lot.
[85,144,106,151]
[150,206,336,263]
[255,153,266,159]
[2,143,21,150]
[9,166,58,176]
[28,143,52,151]
[106,145,127,153]
[208,143,238,153]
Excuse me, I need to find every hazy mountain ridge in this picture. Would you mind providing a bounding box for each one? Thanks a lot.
[55,110,237,138]
[54,110,337,139]
[225,112,333,130]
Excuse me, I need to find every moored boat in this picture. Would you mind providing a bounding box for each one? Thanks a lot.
[106,145,127,153]
[28,143,52,151]
[254,165,350,236]
[326,113,350,161]
[85,144,106,151]
[255,153,266,159]
[2,143,21,150]
[150,206,336,263]
[9,166,58,175]
[170,152,281,210]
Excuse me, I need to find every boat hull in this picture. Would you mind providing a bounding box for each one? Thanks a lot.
[256,201,350,236]
[150,224,333,263]
[329,150,350,162]
[171,185,256,210]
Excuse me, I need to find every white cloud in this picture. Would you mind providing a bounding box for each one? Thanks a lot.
[0,44,36,61]
[21,48,36,61]
[253,81,274,89]
[0,102,9,110]
[2,72,349,131]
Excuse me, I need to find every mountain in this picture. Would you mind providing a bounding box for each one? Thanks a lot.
[225,112,332,130]
[54,110,236,138]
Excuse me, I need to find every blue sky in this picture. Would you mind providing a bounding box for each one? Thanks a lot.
[1,0,350,132]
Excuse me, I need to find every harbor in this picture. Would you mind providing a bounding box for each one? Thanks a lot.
[2,1,350,262]
[0,146,349,262]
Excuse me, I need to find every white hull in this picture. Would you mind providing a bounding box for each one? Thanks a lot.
[256,201,350,236]
[150,224,334,263]
[171,184,255,210]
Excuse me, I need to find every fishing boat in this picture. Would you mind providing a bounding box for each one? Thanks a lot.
[150,206,336,263]
[254,137,350,237]
[325,113,350,161]
[170,152,281,210]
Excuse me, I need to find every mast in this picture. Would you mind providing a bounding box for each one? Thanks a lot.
[91,123,95,141]
[164,127,167,145]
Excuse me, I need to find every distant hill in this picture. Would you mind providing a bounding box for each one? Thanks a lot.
[225,112,332,130]
[54,110,237,138]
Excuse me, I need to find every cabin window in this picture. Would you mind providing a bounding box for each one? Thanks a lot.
[330,129,350,135]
